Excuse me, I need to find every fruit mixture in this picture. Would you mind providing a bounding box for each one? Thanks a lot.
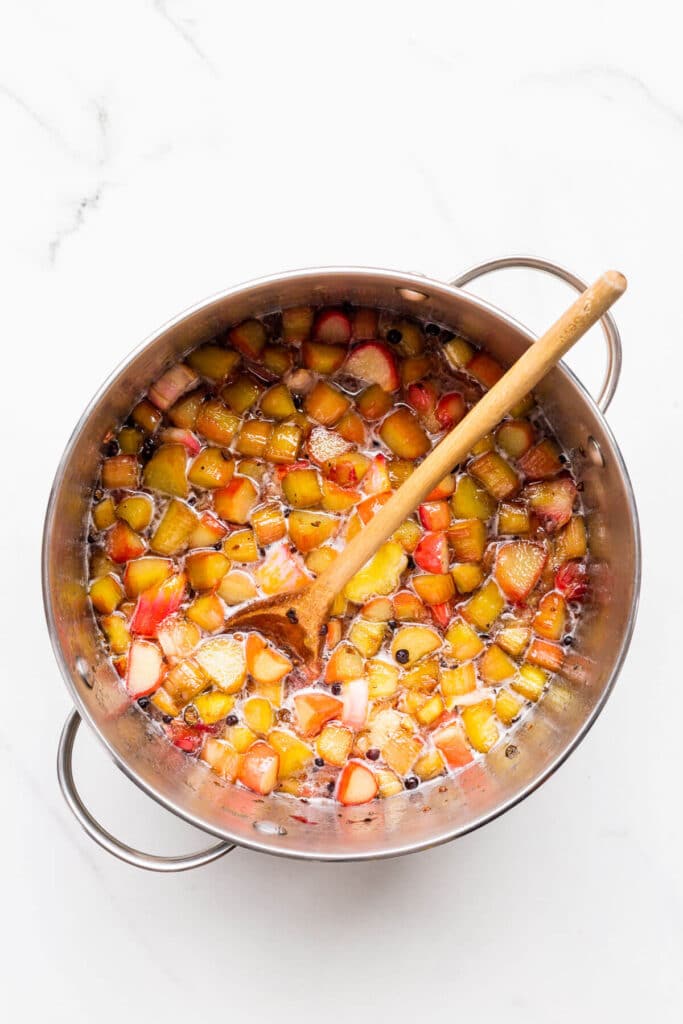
[87,303,588,807]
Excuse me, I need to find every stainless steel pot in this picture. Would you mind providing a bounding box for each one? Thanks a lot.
[44,256,640,871]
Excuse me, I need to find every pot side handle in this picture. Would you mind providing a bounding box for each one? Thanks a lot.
[450,256,623,414]
[57,709,235,872]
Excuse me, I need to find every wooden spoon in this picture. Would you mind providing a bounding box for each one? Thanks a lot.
[226,270,627,675]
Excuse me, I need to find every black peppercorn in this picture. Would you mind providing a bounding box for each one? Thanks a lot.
[441,330,455,343]
[226,714,239,726]
[425,323,440,336]
[406,556,415,570]
[103,439,118,457]
[386,328,402,344]
[293,394,304,411]
[286,608,298,624]
[331,683,342,695]
[505,744,518,759]
[366,748,380,761]
[314,757,325,768]
[388,620,397,630]
[563,635,574,646]
[162,714,173,723]
[137,697,150,709]
[405,776,419,790]
[395,648,409,665]
[319,623,328,636]
[140,437,156,461]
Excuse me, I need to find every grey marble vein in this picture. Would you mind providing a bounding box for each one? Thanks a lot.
[153,0,217,74]
[47,100,111,265]
[0,83,80,161]
[522,64,683,130]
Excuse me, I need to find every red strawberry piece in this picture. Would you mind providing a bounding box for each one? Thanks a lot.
[407,381,438,417]
[430,601,453,629]
[313,309,352,345]
[126,639,164,699]
[494,541,547,603]
[414,532,449,574]
[336,761,378,806]
[344,342,400,392]
[130,573,186,637]
[436,392,466,429]
[555,561,589,601]
[418,500,451,532]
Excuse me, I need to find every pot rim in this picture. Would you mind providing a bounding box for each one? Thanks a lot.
[43,264,641,861]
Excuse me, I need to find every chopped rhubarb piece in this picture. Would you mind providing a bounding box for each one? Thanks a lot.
[282,306,314,343]
[414,532,449,574]
[254,541,309,596]
[157,615,201,659]
[245,633,293,684]
[106,521,147,563]
[302,340,347,375]
[525,477,577,532]
[166,721,212,754]
[342,677,369,730]
[306,426,351,466]
[229,319,267,360]
[357,491,392,524]
[149,363,199,411]
[426,474,456,500]
[336,761,378,805]
[433,721,474,768]
[470,451,520,500]
[379,407,430,459]
[413,573,455,606]
[345,342,399,392]
[313,308,352,345]
[125,639,164,698]
[467,352,504,389]
[555,560,589,601]
[158,428,201,455]
[518,439,563,479]
[351,307,378,339]
[363,454,392,495]
[496,420,535,459]
[494,541,547,603]
[533,592,567,640]
[238,741,279,794]
[130,573,186,637]
[447,519,487,562]
[214,476,259,524]
[294,691,343,737]
[526,638,564,672]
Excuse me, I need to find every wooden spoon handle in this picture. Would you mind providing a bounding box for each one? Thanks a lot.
[310,270,627,607]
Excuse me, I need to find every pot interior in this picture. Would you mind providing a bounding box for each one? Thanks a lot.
[43,268,640,860]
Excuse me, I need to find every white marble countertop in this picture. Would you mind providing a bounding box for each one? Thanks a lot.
[2,1,681,1020]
